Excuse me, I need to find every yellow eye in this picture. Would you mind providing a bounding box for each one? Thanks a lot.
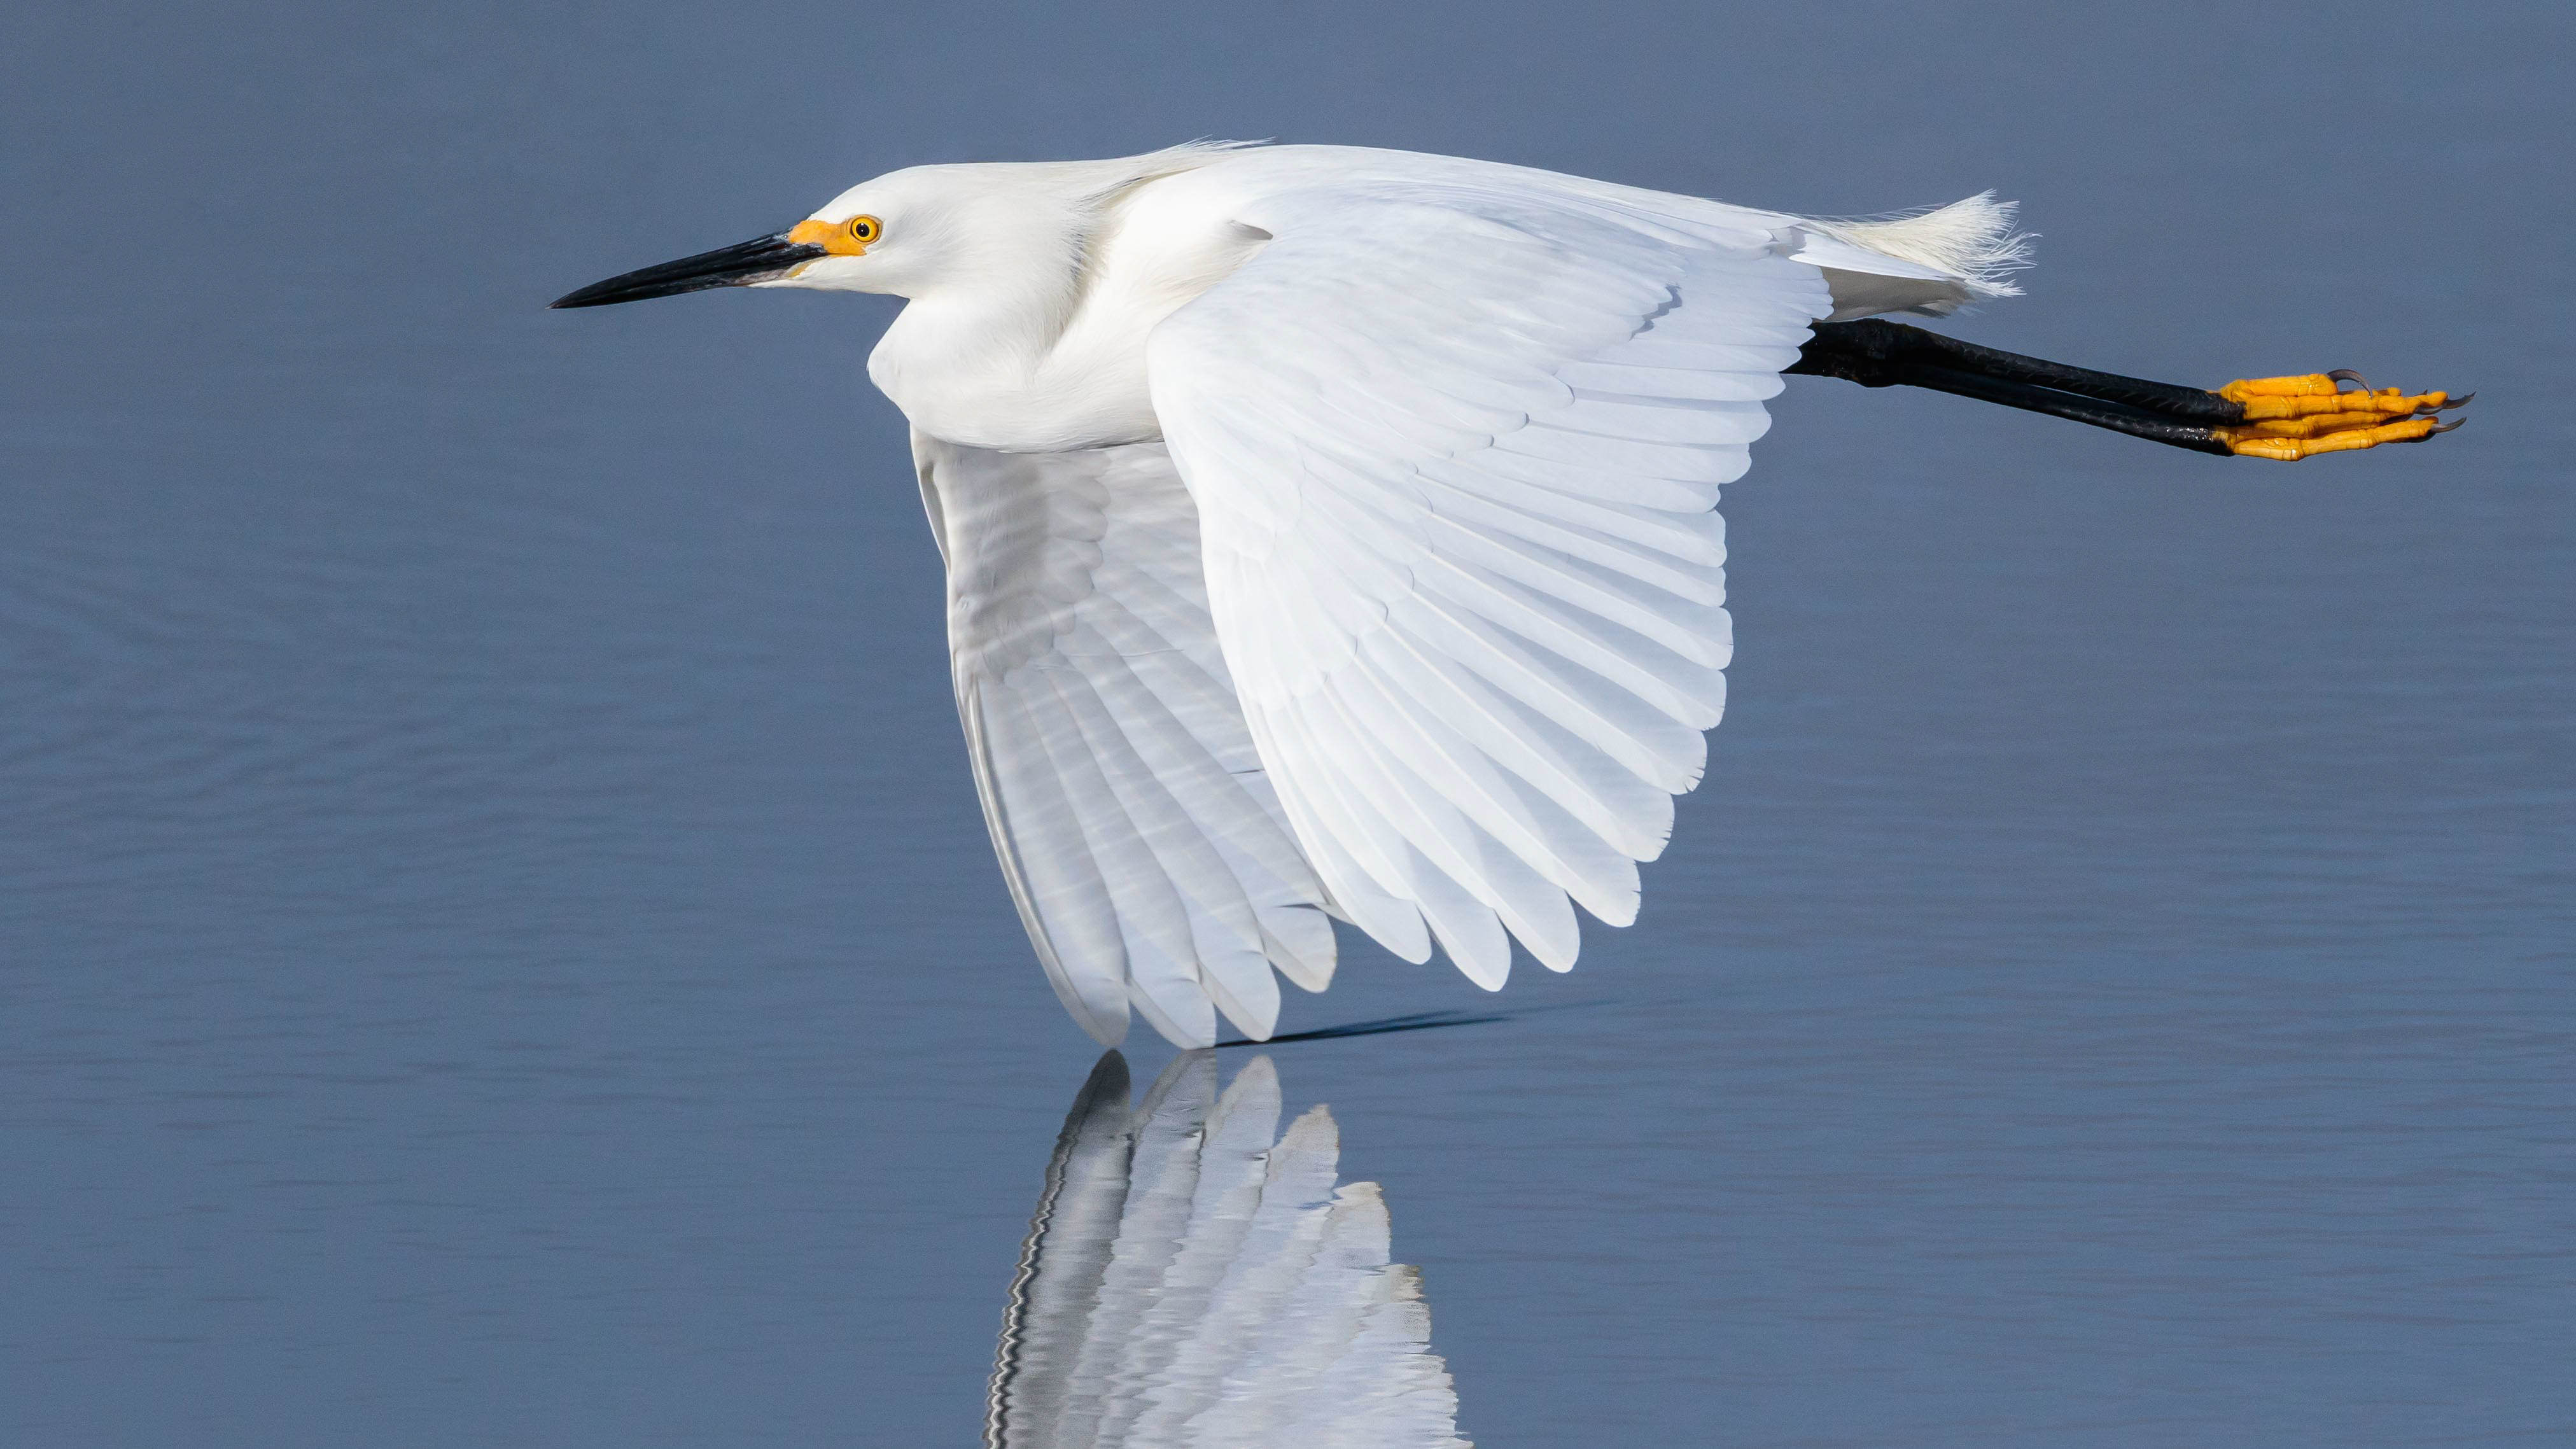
[847,215,881,244]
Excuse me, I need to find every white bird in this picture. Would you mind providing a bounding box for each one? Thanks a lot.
[555,141,2467,1047]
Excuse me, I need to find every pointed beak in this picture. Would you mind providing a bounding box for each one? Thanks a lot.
[548,232,830,309]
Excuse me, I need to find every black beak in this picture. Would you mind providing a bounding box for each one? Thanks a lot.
[549,232,830,309]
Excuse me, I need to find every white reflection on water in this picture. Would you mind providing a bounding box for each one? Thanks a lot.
[988,1051,1469,1449]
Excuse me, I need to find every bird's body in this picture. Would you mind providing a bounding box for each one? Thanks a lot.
[848,145,2005,453]
[555,142,2466,1048]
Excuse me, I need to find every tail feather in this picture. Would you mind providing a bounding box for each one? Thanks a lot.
[1812,192,2035,302]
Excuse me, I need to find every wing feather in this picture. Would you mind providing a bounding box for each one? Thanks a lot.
[1149,179,1832,984]
[919,436,1337,1047]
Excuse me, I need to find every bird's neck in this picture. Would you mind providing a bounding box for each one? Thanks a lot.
[869,269,1161,454]
[860,168,1268,453]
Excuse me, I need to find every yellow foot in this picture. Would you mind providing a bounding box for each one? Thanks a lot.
[2209,371,2470,461]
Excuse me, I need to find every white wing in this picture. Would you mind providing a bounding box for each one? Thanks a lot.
[1148,176,1835,986]
[918,435,1336,1047]
[987,1051,1471,1449]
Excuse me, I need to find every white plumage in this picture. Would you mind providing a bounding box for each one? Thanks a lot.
[921,437,1334,1047]
[590,143,2031,1046]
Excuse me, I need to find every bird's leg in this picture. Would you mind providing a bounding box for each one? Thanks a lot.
[1787,319,2469,460]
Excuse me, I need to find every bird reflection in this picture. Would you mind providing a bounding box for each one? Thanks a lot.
[988,1051,1469,1448]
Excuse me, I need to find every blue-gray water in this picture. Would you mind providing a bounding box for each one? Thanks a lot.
[5,2,2570,1445]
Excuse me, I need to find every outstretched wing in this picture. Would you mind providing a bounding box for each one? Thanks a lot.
[1148,179,1835,986]
[916,434,1336,1047]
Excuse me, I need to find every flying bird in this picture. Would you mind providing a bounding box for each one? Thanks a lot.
[554,142,2468,1048]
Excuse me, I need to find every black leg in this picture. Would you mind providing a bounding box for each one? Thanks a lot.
[1792,319,2246,421]
[1890,360,2238,454]
[1788,319,2469,461]
[1788,319,2239,455]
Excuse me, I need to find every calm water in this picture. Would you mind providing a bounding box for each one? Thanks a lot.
[5,3,2571,1445]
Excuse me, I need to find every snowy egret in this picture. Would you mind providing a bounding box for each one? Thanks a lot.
[554,143,2468,1048]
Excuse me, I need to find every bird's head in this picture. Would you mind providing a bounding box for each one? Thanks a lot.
[549,163,1091,311]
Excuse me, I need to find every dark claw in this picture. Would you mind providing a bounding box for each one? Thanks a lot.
[2428,416,2467,435]
[2328,368,2372,391]
[2437,391,2474,410]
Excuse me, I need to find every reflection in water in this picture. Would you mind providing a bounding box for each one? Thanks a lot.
[988,1052,1470,1448]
